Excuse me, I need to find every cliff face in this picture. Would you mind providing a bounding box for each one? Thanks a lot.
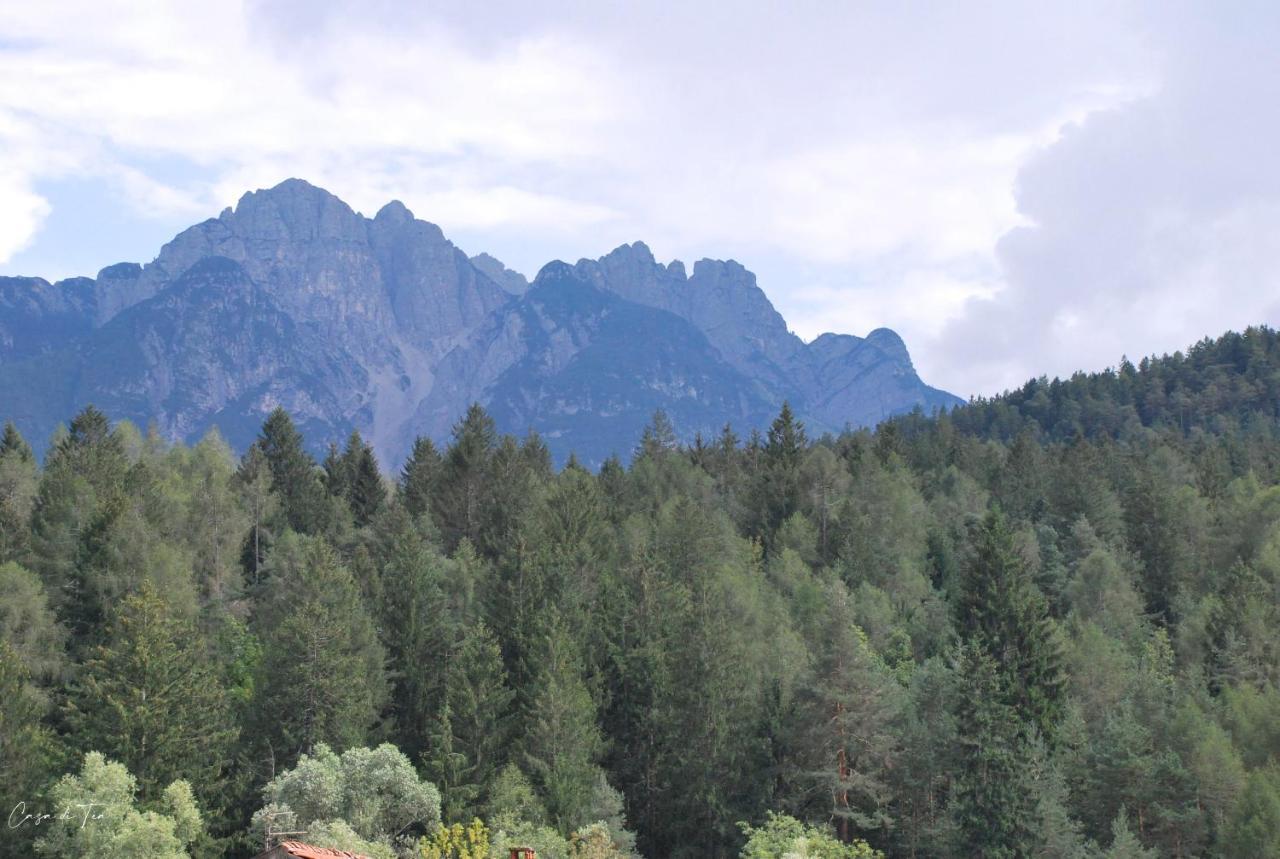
[0,179,961,466]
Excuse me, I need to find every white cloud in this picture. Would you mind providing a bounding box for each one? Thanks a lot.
[0,171,50,263]
[931,4,1280,396]
[8,0,1276,410]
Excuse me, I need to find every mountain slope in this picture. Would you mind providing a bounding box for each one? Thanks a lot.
[0,179,961,465]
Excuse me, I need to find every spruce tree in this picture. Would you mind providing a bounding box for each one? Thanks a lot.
[952,644,1038,858]
[252,534,387,762]
[377,508,452,761]
[65,584,236,801]
[435,404,497,551]
[233,441,277,585]
[522,617,605,834]
[956,511,1065,744]
[257,407,326,533]
[0,421,33,462]
[400,435,442,519]
[0,642,58,859]
[341,431,385,527]
[425,622,514,822]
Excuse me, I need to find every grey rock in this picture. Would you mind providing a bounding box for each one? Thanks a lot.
[0,179,960,466]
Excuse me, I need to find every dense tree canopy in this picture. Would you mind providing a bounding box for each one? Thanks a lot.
[8,326,1280,856]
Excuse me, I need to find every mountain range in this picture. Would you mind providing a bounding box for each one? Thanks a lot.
[0,179,960,465]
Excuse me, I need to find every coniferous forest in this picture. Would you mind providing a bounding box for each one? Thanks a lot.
[5,326,1280,858]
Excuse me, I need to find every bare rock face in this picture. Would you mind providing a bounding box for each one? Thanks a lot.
[470,253,529,296]
[0,179,960,466]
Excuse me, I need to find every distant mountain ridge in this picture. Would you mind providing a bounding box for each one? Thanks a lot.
[0,178,960,465]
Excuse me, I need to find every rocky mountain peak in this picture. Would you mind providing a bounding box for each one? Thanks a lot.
[865,327,912,366]
[0,180,960,466]
[470,253,529,295]
[374,199,414,225]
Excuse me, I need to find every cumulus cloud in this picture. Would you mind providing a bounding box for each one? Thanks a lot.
[932,3,1280,395]
[4,1,1275,402]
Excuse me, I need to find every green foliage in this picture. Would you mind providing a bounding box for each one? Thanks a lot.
[0,560,65,681]
[250,533,387,761]
[33,751,205,859]
[65,584,237,802]
[957,511,1065,744]
[0,642,60,858]
[419,818,490,859]
[426,621,515,823]
[257,407,327,534]
[522,618,605,833]
[1103,808,1158,859]
[1222,768,1280,858]
[738,812,881,858]
[12,350,1280,859]
[951,644,1039,858]
[254,742,441,854]
[401,435,443,519]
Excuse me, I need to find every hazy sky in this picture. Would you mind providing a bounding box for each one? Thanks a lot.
[2,1,1277,397]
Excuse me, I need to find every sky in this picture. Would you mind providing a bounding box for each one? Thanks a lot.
[1,1,1278,397]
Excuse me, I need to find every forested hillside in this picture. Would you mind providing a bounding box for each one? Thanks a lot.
[4,327,1280,858]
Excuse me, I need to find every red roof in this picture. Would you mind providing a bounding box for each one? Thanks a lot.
[276,842,373,859]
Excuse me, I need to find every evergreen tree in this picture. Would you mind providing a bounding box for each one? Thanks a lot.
[1103,808,1158,859]
[435,404,497,551]
[952,644,1038,858]
[28,406,130,641]
[426,622,514,823]
[65,584,237,801]
[748,402,807,545]
[257,407,326,533]
[522,617,605,834]
[401,435,443,519]
[340,430,386,527]
[252,533,387,763]
[376,507,453,762]
[0,423,37,563]
[0,420,33,462]
[0,642,59,859]
[233,441,277,585]
[957,511,1065,744]
[635,409,678,460]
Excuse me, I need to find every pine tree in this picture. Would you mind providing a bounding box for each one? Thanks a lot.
[0,421,33,462]
[956,511,1065,744]
[233,441,277,585]
[257,407,326,533]
[252,534,387,763]
[435,404,497,551]
[952,644,1038,858]
[426,622,515,822]
[340,431,385,527]
[65,584,236,801]
[0,642,59,859]
[401,435,443,519]
[522,617,605,834]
